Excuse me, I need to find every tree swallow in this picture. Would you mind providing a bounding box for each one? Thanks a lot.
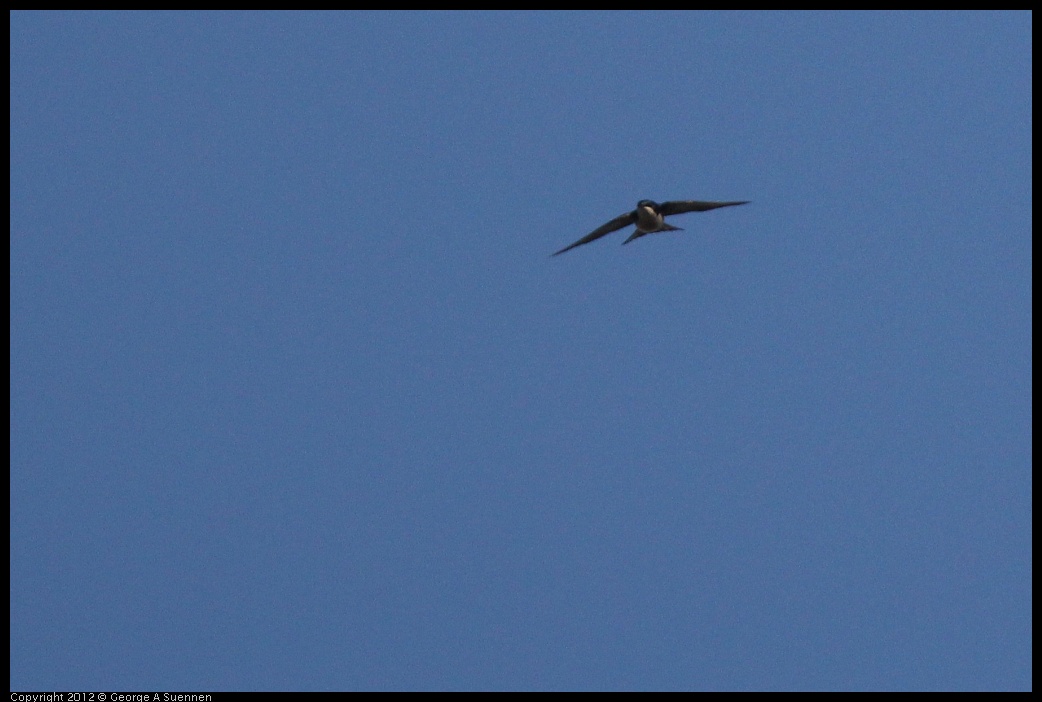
[552,199,749,256]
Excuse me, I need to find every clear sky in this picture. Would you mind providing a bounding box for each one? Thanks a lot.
[10,11,1031,692]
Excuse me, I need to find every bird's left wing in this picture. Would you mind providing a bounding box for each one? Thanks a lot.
[552,210,637,256]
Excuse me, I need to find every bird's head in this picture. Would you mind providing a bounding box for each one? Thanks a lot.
[637,199,660,212]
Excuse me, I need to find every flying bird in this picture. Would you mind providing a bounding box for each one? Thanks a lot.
[552,199,749,256]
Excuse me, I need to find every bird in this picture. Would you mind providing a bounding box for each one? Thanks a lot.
[551,199,749,256]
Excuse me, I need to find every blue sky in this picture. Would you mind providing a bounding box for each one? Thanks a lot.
[10,11,1031,691]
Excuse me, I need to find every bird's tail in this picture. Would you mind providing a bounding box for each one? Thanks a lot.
[622,224,683,245]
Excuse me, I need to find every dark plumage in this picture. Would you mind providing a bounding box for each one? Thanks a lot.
[552,199,749,256]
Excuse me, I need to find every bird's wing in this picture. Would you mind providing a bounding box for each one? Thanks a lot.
[658,200,750,216]
[552,210,637,256]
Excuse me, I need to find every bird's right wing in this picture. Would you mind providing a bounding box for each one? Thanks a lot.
[552,211,637,256]
[658,200,750,216]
